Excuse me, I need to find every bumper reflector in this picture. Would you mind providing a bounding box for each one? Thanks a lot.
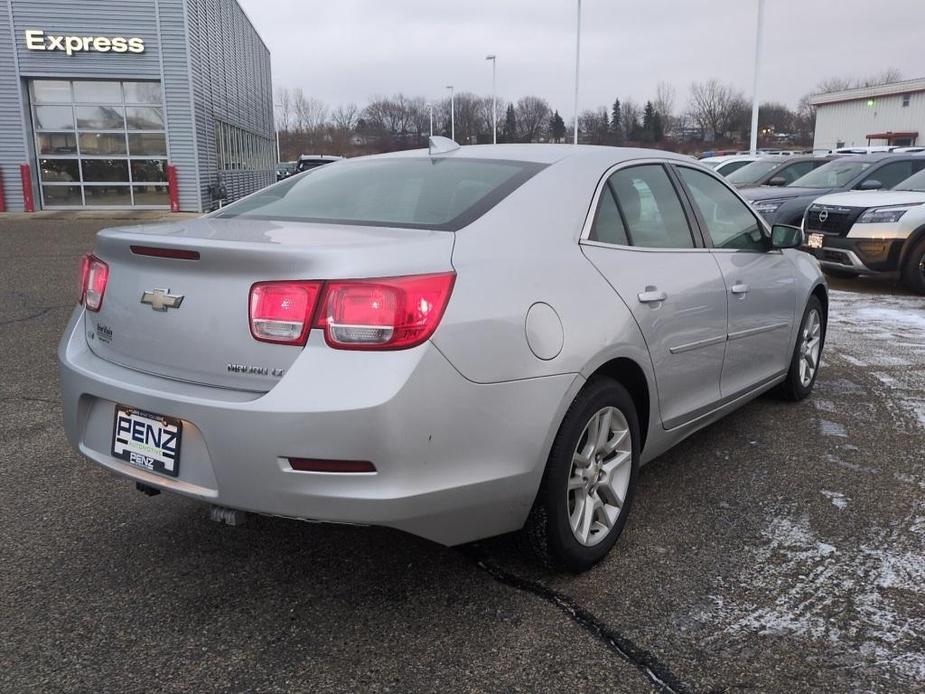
[288,458,376,473]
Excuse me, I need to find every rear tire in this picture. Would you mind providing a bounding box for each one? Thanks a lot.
[822,267,860,280]
[524,378,640,573]
[900,236,925,295]
[776,295,825,401]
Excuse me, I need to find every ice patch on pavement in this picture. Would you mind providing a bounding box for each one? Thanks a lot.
[819,420,847,437]
[822,490,849,509]
[698,511,925,683]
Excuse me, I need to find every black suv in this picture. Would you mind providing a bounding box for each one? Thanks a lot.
[742,154,925,226]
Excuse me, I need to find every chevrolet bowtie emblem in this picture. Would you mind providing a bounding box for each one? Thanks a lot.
[140,288,184,311]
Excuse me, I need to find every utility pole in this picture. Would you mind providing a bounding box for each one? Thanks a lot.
[573,0,582,145]
[446,85,455,141]
[749,0,765,155]
[486,55,497,144]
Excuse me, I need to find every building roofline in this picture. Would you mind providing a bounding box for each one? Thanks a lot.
[225,0,270,55]
[810,77,925,106]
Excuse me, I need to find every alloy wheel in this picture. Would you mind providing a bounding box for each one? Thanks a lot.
[567,406,633,547]
[799,308,822,388]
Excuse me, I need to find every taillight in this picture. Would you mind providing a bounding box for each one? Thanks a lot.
[249,281,323,345]
[79,254,109,312]
[315,272,455,350]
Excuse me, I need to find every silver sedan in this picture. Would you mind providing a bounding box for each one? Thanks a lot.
[59,140,827,572]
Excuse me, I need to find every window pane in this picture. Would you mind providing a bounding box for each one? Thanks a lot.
[128,133,167,156]
[34,106,74,130]
[781,161,813,184]
[609,165,693,248]
[82,159,129,182]
[74,81,122,103]
[678,167,765,251]
[39,159,80,183]
[79,132,127,155]
[590,185,629,245]
[125,106,164,130]
[31,80,71,103]
[217,158,546,230]
[83,186,132,205]
[866,161,916,189]
[130,159,167,182]
[133,185,169,205]
[42,185,82,206]
[76,106,124,130]
[123,82,162,104]
[37,132,77,154]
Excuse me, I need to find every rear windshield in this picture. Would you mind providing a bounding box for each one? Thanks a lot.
[791,160,872,188]
[725,159,782,184]
[216,157,546,230]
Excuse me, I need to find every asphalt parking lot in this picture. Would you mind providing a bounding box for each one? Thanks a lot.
[1,216,923,693]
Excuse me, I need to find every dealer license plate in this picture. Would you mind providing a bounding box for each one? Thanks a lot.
[807,233,824,249]
[111,405,182,477]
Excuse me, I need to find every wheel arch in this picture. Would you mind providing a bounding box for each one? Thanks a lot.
[898,223,925,269]
[587,356,651,455]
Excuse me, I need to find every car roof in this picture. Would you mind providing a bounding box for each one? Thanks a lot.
[298,154,343,161]
[358,143,696,166]
[699,154,757,163]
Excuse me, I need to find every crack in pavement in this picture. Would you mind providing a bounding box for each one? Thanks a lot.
[462,549,694,694]
[0,304,72,327]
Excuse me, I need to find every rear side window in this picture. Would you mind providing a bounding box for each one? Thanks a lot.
[216,157,546,231]
[606,165,694,249]
[590,184,629,245]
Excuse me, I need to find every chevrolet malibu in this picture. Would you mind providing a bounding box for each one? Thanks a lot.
[59,141,827,571]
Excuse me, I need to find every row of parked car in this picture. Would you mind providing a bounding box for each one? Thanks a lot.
[705,150,925,294]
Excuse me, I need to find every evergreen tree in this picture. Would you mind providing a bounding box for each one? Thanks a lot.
[610,99,623,144]
[642,101,656,143]
[550,110,566,143]
[503,104,517,142]
[652,111,664,142]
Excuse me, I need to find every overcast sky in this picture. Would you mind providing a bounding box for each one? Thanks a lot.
[238,0,924,114]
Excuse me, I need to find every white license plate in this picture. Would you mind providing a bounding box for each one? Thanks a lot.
[111,405,182,477]
[807,233,824,249]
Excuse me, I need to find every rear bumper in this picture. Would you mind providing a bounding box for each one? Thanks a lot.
[58,308,581,545]
[802,235,904,274]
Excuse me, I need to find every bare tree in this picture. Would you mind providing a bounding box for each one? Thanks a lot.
[330,103,358,132]
[292,89,328,133]
[515,96,551,142]
[578,108,609,145]
[275,86,293,131]
[688,80,746,141]
[814,68,903,94]
[654,81,676,137]
[621,99,641,141]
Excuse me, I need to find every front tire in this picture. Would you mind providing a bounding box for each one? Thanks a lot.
[525,378,640,572]
[900,236,925,295]
[777,295,825,401]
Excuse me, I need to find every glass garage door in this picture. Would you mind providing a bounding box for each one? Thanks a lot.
[30,79,169,208]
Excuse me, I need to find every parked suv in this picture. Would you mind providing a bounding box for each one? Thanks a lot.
[296,154,343,173]
[725,155,834,190]
[743,154,925,226]
[802,167,925,293]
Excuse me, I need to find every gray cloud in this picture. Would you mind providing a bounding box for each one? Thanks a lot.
[239,0,923,113]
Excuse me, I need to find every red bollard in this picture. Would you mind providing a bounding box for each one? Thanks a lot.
[0,171,6,212]
[20,164,34,213]
[166,164,179,212]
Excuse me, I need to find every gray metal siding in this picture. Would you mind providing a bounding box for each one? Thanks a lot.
[186,0,274,210]
[1,0,28,211]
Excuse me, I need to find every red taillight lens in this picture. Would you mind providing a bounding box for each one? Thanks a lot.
[249,281,323,345]
[79,254,109,312]
[315,272,455,350]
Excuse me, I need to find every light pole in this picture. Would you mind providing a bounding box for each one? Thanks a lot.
[446,85,455,141]
[749,0,765,155]
[428,102,434,137]
[486,55,497,144]
[573,0,582,145]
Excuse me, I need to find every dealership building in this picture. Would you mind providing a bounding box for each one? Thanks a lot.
[811,77,925,151]
[0,0,275,213]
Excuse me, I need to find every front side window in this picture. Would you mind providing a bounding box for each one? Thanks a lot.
[604,165,694,249]
[863,161,925,190]
[791,160,872,188]
[726,160,781,185]
[216,158,545,231]
[779,161,815,184]
[678,167,766,251]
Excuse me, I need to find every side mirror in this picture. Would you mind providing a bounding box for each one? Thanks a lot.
[767,176,787,187]
[858,179,883,191]
[771,224,803,249]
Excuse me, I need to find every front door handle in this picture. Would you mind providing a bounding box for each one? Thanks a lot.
[638,286,668,304]
[730,282,750,295]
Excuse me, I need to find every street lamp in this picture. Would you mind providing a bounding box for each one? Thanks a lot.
[749,0,765,155]
[273,102,283,162]
[486,55,497,144]
[427,102,434,137]
[573,0,582,145]
[446,85,455,141]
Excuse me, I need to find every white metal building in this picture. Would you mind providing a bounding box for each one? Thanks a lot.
[811,78,925,151]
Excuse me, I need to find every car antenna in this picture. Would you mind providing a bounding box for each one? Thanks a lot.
[429,136,460,156]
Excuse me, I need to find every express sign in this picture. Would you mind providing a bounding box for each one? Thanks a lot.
[24,29,145,55]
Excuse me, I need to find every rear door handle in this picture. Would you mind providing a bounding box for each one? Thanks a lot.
[731,282,750,295]
[638,287,668,304]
